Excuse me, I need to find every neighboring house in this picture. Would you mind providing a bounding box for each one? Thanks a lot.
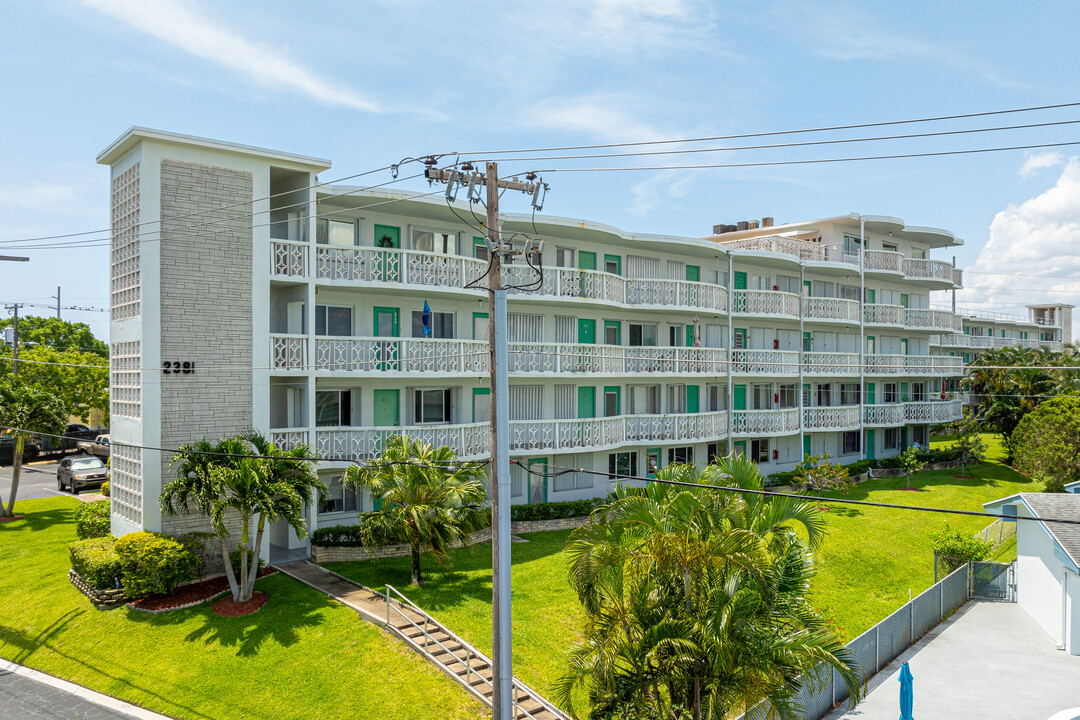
[94,126,1057,561]
[984,493,1080,655]
[1065,480,1080,494]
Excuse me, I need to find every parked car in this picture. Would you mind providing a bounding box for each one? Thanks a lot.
[0,435,41,466]
[57,455,110,494]
[76,434,110,459]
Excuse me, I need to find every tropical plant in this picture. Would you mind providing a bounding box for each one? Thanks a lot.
[342,435,488,585]
[930,523,994,575]
[162,431,323,603]
[795,453,853,493]
[1012,396,1080,487]
[74,500,111,539]
[556,456,859,720]
[949,409,987,478]
[897,446,925,491]
[0,379,67,517]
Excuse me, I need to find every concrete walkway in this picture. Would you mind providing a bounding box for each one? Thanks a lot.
[0,659,175,720]
[826,601,1080,720]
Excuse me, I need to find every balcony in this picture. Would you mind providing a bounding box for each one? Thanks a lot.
[730,349,800,375]
[315,246,485,288]
[730,408,800,435]
[313,337,487,374]
[864,304,905,326]
[862,249,903,273]
[271,241,308,277]
[802,406,860,430]
[904,309,962,332]
[279,410,732,460]
[271,334,306,370]
[731,289,799,318]
[804,297,861,323]
[864,354,905,375]
[904,399,963,424]
[863,404,905,425]
[903,257,956,283]
[508,344,730,376]
[905,355,963,375]
[804,352,860,375]
[721,234,831,262]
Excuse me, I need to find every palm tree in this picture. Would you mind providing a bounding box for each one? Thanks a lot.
[557,456,859,720]
[342,435,487,585]
[0,379,67,517]
[162,431,323,602]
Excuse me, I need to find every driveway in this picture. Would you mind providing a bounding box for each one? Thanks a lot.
[0,659,173,719]
[827,600,1080,720]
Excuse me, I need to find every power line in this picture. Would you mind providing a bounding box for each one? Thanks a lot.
[520,140,1080,174]
[508,461,1080,527]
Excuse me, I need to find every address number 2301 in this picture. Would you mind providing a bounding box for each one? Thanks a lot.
[162,361,195,375]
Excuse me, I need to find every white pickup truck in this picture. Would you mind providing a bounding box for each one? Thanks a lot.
[76,434,110,459]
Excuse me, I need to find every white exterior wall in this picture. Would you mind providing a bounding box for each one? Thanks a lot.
[1016,506,1068,647]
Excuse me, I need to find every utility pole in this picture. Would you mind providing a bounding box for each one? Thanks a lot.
[5,304,21,379]
[425,160,545,720]
[54,286,61,319]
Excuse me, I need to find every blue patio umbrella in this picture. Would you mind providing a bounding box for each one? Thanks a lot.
[898,662,914,720]
[422,301,432,336]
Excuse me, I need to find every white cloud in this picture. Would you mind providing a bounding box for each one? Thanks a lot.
[519,94,666,144]
[1018,151,1064,178]
[84,0,382,112]
[957,158,1080,336]
[625,170,697,217]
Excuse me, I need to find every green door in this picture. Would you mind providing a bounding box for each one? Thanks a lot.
[865,289,875,304]
[578,318,596,344]
[803,435,811,458]
[733,384,746,410]
[685,265,700,282]
[578,251,597,271]
[685,325,695,347]
[527,458,548,504]
[577,386,596,419]
[603,386,621,416]
[901,338,909,355]
[734,328,747,349]
[733,440,747,458]
[803,332,812,352]
[604,254,621,275]
[373,307,400,370]
[604,320,621,345]
[472,388,490,422]
[733,271,747,290]
[866,383,875,405]
[471,236,486,259]
[373,389,400,426]
[802,279,811,297]
[901,427,908,449]
[373,224,400,249]
[646,448,660,477]
[686,385,699,414]
[900,294,909,308]
[900,382,909,402]
[865,430,876,460]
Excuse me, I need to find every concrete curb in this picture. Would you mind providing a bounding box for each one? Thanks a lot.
[0,658,178,719]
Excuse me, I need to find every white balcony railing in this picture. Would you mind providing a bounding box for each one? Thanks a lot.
[508,344,730,375]
[313,337,488,374]
[864,354,905,375]
[730,408,800,435]
[863,404,906,425]
[730,349,800,375]
[731,289,800,318]
[272,241,308,277]
[904,399,963,424]
[864,304,905,325]
[721,235,828,261]
[804,352,860,375]
[271,334,306,370]
[802,406,860,430]
[804,297,861,323]
[903,257,955,283]
[862,249,903,273]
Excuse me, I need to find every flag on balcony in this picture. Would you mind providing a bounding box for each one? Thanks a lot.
[422,301,432,336]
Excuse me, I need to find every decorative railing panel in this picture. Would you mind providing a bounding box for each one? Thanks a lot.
[863,404,905,425]
[862,249,903,272]
[731,289,800,317]
[903,257,955,282]
[864,304,905,325]
[730,350,799,375]
[270,429,309,450]
[864,354,904,374]
[803,352,860,375]
[802,406,860,430]
[270,335,306,370]
[272,241,308,277]
[730,408,800,435]
[804,297,861,323]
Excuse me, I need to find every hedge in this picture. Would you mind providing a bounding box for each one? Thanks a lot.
[69,537,122,591]
[312,524,364,547]
[509,497,605,522]
[113,531,199,599]
[74,500,111,540]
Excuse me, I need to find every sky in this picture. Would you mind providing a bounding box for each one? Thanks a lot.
[3,0,1080,341]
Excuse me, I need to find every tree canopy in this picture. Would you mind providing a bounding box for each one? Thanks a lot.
[0,378,67,515]
[1012,396,1080,488]
[0,316,108,358]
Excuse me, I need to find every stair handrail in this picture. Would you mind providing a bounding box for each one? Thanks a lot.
[384,584,569,720]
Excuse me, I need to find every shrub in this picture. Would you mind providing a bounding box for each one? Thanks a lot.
[69,537,122,591]
[100,480,110,497]
[113,531,199,599]
[765,470,801,487]
[1039,473,1068,493]
[509,497,605,522]
[931,523,993,572]
[796,454,853,493]
[74,500,111,539]
[845,460,872,477]
[1013,397,1080,485]
[312,524,365,547]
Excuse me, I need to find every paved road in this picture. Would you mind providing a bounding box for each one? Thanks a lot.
[0,458,105,504]
[0,661,173,720]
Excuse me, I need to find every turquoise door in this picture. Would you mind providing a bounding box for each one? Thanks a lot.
[578,319,596,344]
[866,429,876,460]
[577,386,596,418]
[527,458,547,504]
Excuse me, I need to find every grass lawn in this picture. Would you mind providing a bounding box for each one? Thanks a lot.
[0,497,487,720]
[329,433,1034,706]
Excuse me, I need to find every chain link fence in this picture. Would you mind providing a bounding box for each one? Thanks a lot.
[734,564,972,720]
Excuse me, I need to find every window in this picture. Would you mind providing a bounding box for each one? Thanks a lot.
[319,475,359,514]
[628,384,660,414]
[913,425,928,446]
[315,390,352,427]
[668,384,686,414]
[604,389,619,417]
[605,255,621,275]
[412,229,457,254]
[843,431,860,454]
[473,389,490,423]
[706,442,726,464]
[472,237,488,261]
[629,323,658,346]
[556,247,575,268]
[776,275,800,294]
[553,455,592,491]
[751,274,772,290]
[316,218,357,246]
[751,439,770,463]
[752,383,773,410]
[778,384,796,408]
[604,321,620,345]
[883,428,899,449]
[816,384,832,407]
[843,234,862,256]
[911,249,926,259]
[883,383,898,403]
[707,384,726,411]
[667,446,693,465]
[316,305,353,336]
[412,310,455,339]
[608,452,637,478]
[414,388,452,424]
[912,382,926,402]
[839,284,860,300]
[840,383,860,405]
[882,242,898,252]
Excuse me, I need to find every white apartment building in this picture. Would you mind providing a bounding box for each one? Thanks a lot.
[100,127,989,560]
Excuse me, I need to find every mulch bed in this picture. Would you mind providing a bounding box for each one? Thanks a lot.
[0,515,26,523]
[212,591,268,617]
[128,568,276,613]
